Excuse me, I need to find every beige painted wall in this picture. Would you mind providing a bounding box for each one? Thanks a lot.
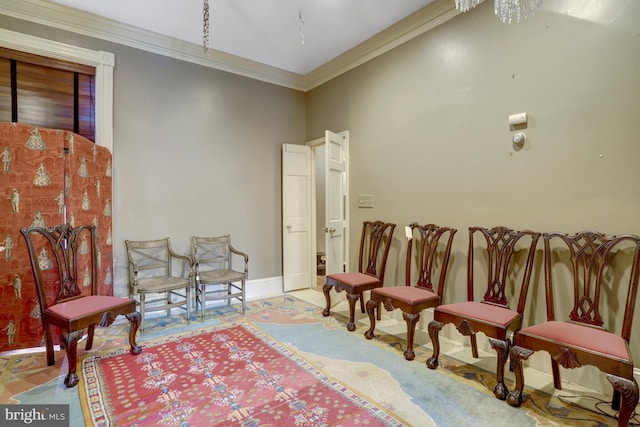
[0,15,307,293]
[2,0,640,393]
[306,0,640,389]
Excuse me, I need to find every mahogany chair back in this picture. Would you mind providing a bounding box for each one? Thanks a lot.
[508,231,640,426]
[21,224,141,387]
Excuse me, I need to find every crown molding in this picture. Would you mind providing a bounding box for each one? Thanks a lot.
[0,0,457,92]
[304,0,459,90]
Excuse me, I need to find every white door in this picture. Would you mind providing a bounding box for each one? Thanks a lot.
[324,130,348,275]
[282,144,312,292]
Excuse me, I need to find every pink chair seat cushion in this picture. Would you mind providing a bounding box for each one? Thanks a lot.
[327,272,380,290]
[374,286,439,306]
[436,301,519,326]
[520,320,630,361]
[47,296,133,320]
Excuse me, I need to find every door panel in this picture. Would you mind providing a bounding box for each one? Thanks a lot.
[324,130,347,275]
[282,144,312,292]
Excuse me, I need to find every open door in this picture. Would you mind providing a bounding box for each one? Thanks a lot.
[282,131,348,292]
[323,130,348,276]
[282,144,312,292]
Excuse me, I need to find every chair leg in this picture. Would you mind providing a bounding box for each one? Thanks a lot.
[44,325,55,366]
[345,292,360,331]
[241,280,246,313]
[360,294,366,314]
[199,283,205,319]
[426,320,443,369]
[85,324,96,350]
[125,311,143,355]
[470,333,479,358]
[403,312,420,361]
[140,295,146,333]
[61,330,84,388]
[166,291,171,318]
[488,337,511,400]
[506,345,534,407]
[551,357,562,390]
[606,374,639,427]
[322,283,333,316]
[364,299,378,339]
[455,319,479,358]
[186,286,191,325]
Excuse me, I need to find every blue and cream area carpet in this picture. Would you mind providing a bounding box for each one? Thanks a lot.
[0,293,625,426]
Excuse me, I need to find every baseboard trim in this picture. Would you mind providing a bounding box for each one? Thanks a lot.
[246,276,283,301]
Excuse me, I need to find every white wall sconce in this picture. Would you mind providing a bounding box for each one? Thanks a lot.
[512,132,526,146]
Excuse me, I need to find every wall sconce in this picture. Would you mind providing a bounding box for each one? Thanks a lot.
[512,132,526,146]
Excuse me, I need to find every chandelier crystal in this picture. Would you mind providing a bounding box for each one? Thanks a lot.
[455,0,481,13]
[455,0,543,24]
[495,0,543,23]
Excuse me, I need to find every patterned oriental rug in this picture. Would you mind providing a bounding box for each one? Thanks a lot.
[79,322,408,427]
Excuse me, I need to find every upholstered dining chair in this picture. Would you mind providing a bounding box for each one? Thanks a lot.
[125,237,193,332]
[323,220,396,331]
[21,224,142,388]
[364,223,456,361]
[191,235,249,319]
[507,231,640,427]
[426,226,541,400]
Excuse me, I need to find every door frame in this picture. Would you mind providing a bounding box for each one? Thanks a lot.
[281,131,349,292]
[308,132,349,283]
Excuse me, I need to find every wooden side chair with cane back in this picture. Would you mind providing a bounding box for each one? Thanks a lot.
[323,220,396,331]
[507,231,640,427]
[426,226,541,400]
[125,237,193,332]
[21,224,142,388]
[191,235,249,319]
[364,222,457,361]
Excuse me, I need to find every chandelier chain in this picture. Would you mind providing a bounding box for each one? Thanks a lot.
[203,0,210,55]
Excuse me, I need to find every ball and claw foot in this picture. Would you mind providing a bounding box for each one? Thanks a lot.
[64,372,79,388]
[506,390,523,407]
[426,356,438,369]
[404,349,415,361]
[494,382,508,400]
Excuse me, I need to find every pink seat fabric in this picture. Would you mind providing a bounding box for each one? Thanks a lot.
[326,272,380,288]
[520,320,629,361]
[374,286,440,306]
[48,296,135,319]
[436,301,520,327]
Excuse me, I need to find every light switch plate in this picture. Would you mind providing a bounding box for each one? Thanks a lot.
[358,194,374,208]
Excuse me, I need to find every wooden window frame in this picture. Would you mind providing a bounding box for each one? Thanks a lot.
[0,28,114,151]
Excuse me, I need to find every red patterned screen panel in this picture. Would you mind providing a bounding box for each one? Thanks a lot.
[0,122,113,352]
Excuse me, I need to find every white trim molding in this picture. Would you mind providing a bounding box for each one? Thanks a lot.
[0,0,457,92]
[0,28,114,151]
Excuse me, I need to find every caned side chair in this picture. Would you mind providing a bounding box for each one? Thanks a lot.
[191,235,249,319]
[125,238,193,332]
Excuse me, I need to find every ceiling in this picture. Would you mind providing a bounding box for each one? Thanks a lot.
[48,0,437,76]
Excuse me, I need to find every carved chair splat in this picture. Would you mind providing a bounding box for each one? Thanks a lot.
[21,224,141,388]
[323,220,396,331]
[507,231,640,427]
[364,223,456,361]
[426,226,541,400]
